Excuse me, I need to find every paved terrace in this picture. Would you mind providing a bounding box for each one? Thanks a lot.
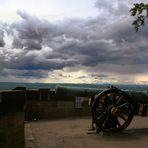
[25,117,148,148]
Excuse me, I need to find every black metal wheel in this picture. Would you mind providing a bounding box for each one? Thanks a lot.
[92,88,134,133]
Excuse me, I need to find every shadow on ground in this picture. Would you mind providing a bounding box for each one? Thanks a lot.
[101,128,148,140]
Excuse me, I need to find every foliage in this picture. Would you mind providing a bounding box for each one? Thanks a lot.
[130,3,148,31]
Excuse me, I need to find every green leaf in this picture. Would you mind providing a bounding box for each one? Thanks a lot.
[130,3,148,32]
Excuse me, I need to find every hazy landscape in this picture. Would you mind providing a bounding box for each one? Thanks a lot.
[0,82,148,91]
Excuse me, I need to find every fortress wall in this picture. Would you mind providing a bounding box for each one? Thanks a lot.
[0,88,91,147]
[0,91,25,148]
[25,92,91,120]
[18,88,91,120]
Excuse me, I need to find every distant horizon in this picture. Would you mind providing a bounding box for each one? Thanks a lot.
[0,81,147,84]
[0,81,148,86]
[0,81,148,85]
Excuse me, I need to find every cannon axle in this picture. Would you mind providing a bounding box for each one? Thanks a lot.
[111,107,120,116]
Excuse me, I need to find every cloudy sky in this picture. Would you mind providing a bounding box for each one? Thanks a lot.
[0,0,148,84]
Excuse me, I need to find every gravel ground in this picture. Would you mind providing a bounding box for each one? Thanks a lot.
[25,116,148,148]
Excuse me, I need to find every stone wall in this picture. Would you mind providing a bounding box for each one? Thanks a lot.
[25,91,91,120]
[13,88,90,120]
[0,113,25,148]
[0,88,91,147]
[25,100,91,120]
[0,90,25,148]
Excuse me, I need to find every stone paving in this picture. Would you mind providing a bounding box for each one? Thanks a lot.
[25,117,148,148]
[25,122,35,148]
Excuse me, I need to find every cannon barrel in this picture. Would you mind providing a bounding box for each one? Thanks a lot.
[127,91,148,104]
[56,85,103,97]
[56,85,148,103]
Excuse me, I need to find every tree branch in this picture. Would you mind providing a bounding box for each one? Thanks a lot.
[130,3,148,31]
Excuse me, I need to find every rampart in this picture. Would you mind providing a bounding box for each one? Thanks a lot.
[0,90,25,148]
[25,88,90,120]
[0,87,91,148]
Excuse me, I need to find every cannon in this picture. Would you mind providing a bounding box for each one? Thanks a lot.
[56,85,148,133]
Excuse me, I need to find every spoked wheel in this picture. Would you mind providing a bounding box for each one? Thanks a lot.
[92,88,134,133]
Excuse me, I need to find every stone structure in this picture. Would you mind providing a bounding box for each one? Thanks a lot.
[0,88,91,147]
[0,90,25,148]
[25,90,90,120]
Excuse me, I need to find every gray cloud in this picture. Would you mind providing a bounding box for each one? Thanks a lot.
[11,10,58,50]
[0,68,47,78]
[77,73,115,83]
[90,73,109,79]
[94,0,132,21]
[0,0,148,81]
[0,29,5,47]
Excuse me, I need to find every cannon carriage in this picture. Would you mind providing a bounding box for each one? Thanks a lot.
[56,85,148,133]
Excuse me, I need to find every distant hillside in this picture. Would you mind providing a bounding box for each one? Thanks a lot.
[0,82,148,91]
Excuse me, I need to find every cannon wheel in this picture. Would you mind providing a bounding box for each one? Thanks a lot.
[92,88,134,133]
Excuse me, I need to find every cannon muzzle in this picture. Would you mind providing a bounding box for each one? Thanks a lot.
[56,85,148,103]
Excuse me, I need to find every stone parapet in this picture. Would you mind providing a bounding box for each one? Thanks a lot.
[0,90,25,148]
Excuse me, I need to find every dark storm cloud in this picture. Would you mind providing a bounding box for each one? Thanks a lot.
[10,10,107,51]
[78,73,109,80]
[56,31,148,68]
[56,39,114,66]
[90,73,109,79]
[5,10,106,73]
[16,70,48,78]
[11,10,60,50]
[0,68,47,78]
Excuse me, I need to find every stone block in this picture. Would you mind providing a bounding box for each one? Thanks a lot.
[0,90,25,116]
